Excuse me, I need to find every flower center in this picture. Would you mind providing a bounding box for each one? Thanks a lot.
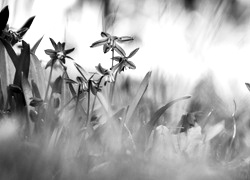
[57,52,65,60]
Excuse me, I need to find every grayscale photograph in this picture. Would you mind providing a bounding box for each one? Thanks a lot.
[0,0,250,179]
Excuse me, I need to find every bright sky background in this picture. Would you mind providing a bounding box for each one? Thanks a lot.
[4,0,250,96]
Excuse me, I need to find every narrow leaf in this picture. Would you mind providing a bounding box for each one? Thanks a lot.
[125,71,152,124]
[0,38,18,68]
[146,96,192,135]
[204,120,225,142]
[31,35,43,54]
[0,6,9,31]
[29,53,46,98]
[31,80,41,98]
[0,77,4,109]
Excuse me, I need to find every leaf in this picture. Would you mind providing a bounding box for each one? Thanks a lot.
[128,48,139,58]
[0,6,9,31]
[29,53,46,98]
[0,38,18,68]
[18,16,35,37]
[90,38,108,48]
[31,80,41,99]
[148,96,191,128]
[204,120,225,142]
[0,39,15,101]
[52,76,63,94]
[21,73,34,133]
[31,35,43,54]
[125,71,152,125]
[14,41,30,87]
[0,77,4,109]
[114,43,126,57]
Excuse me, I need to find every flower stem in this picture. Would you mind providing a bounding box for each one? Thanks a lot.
[74,84,81,115]
[111,48,114,68]
[44,62,54,102]
[86,81,91,127]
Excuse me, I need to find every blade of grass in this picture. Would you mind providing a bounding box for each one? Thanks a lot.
[125,71,152,125]
[31,35,43,54]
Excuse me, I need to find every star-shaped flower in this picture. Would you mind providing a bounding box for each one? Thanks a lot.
[0,5,35,45]
[95,63,115,85]
[90,32,134,54]
[45,38,75,68]
[112,48,139,73]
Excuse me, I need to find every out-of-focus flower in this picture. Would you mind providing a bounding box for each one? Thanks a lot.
[0,5,35,45]
[95,63,115,85]
[44,38,74,68]
[90,32,133,55]
[112,48,139,73]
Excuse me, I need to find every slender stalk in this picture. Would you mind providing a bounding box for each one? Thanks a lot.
[44,62,54,102]
[110,70,118,105]
[111,48,114,68]
[90,76,104,116]
[86,81,91,127]
[74,84,81,115]
[56,97,75,116]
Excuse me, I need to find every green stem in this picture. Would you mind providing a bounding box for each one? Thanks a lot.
[75,84,81,115]
[86,81,91,127]
[56,97,75,116]
[45,63,54,102]
[110,70,118,105]
[90,76,104,117]
[111,48,114,68]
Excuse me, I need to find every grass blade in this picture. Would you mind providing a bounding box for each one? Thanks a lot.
[148,95,191,128]
[31,35,43,54]
[125,71,152,125]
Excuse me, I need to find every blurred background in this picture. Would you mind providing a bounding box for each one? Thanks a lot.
[2,0,250,91]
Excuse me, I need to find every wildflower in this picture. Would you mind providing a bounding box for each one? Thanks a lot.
[44,38,74,68]
[112,48,139,73]
[0,5,35,45]
[95,63,115,85]
[90,32,133,55]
